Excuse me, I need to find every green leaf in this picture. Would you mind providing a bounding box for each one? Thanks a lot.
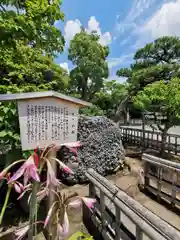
[7,131,13,137]
[10,108,16,115]
[0,131,8,138]
[0,116,4,122]
[23,150,33,159]
[12,134,20,141]
[3,107,9,114]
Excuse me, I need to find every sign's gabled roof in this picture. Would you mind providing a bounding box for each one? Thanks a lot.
[0,91,92,107]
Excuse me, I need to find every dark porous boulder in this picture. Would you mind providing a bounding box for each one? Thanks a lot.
[61,115,125,184]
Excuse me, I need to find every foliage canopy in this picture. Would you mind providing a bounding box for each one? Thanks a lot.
[68,30,109,101]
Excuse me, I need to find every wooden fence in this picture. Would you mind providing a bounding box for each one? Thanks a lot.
[118,119,144,126]
[83,168,180,240]
[120,127,180,155]
[142,153,180,209]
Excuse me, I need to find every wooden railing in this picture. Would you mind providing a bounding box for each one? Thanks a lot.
[83,168,180,240]
[142,153,180,209]
[120,127,180,155]
[118,119,144,126]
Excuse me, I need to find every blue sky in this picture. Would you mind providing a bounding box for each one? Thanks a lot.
[55,0,180,82]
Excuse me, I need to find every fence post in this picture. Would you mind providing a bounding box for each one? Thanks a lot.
[142,113,145,149]
[89,182,96,198]
[171,170,178,207]
[86,168,180,240]
[136,225,143,240]
[175,136,178,155]
[157,167,163,202]
[144,162,149,188]
[100,191,106,231]
[115,206,121,240]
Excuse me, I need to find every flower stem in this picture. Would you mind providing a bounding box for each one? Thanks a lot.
[0,185,12,225]
[0,159,25,178]
[28,181,39,240]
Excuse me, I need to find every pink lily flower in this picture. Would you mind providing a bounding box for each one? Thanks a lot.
[13,181,24,194]
[53,158,74,174]
[0,160,25,181]
[61,141,81,148]
[64,141,81,156]
[68,147,78,156]
[36,188,49,202]
[2,173,24,195]
[82,197,96,209]
[58,141,81,157]
[44,202,56,228]
[17,184,32,200]
[59,161,74,174]
[57,211,69,237]
[14,225,29,240]
[36,159,62,202]
[44,206,70,236]
[47,160,61,187]
[68,197,96,209]
[8,155,40,185]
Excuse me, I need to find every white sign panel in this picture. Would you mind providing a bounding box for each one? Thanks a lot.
[18,98,79,150]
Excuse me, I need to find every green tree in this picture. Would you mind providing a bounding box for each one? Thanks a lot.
[0,0,65,55]
[0,0,70,152]
[118,36,180,92]
[80,105,105,117]
[68,30,109,101]
[0,43,69,88]
[92,80,128,119]
[0,0,67,87]
[133,78,180,156]
[115,36,180,122]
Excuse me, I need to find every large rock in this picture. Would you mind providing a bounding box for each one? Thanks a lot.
[60,115,125,184]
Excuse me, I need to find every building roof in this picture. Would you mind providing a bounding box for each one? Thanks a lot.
[0,91,92,107]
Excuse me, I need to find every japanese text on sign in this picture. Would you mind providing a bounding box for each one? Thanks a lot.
[18,98,78,150]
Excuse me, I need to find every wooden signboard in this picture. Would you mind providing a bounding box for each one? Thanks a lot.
[18,98,79,150]
[0,91,91,150]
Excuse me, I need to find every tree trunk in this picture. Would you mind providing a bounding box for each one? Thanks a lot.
[81,78,88,101]
[123,107,130,125]
[114,95,130,123]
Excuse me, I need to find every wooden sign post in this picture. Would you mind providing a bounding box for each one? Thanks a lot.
[0,91,91,150]
[0,91,91,239]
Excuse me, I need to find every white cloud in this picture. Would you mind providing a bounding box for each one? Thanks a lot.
[141,0,180,38]
[115,0,156,34]
[86,16,112,46]
[107,75,127,83]
[64,19,82,43]
[59,62,69,74]
[108,53,134,70]
[132,0,180,50]
[64,16,112,46]
[107,54,133,83]
[108,58,122,69]
[87,16,101,34]
[114,0,159,47]
[100,32,112,46]
[126,0,156,22]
